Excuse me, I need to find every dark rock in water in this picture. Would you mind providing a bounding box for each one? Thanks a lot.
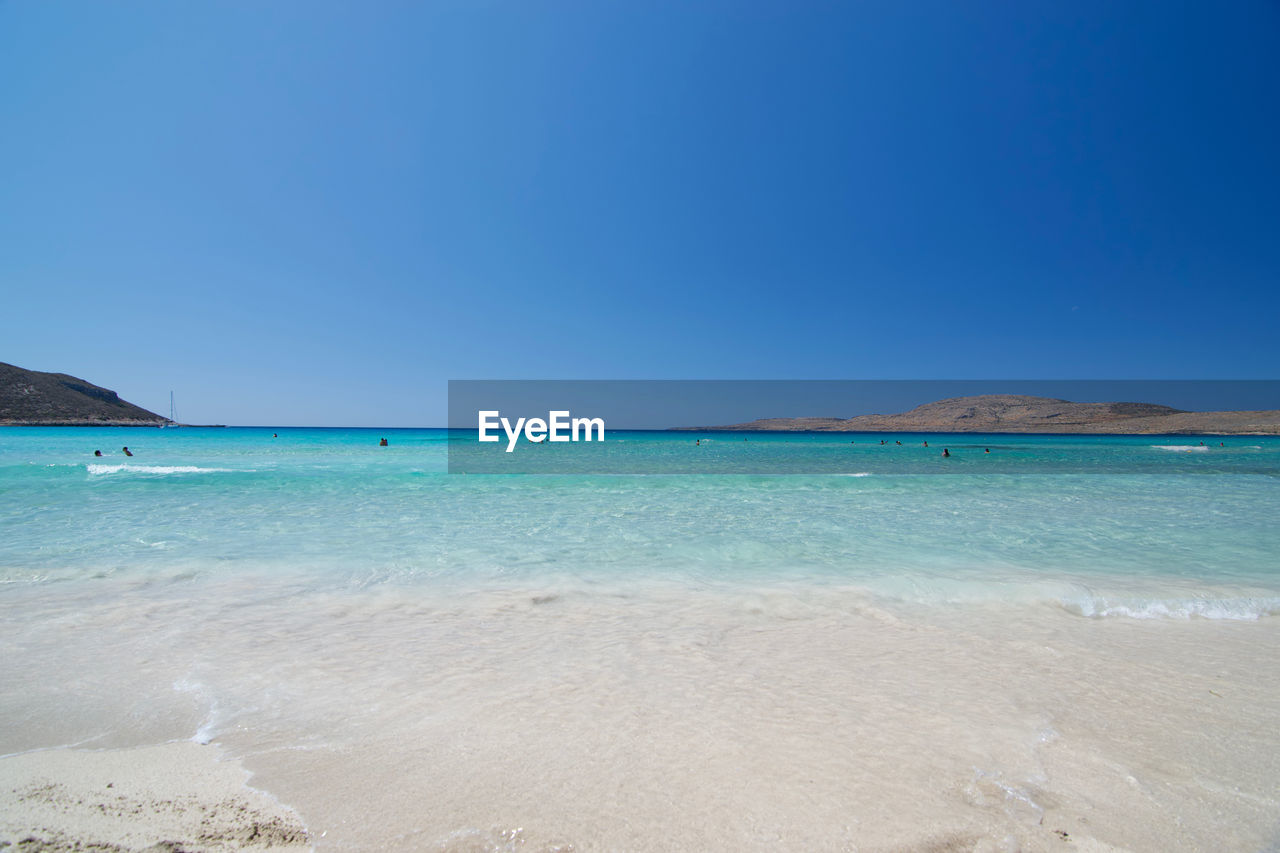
[0,362,169,426]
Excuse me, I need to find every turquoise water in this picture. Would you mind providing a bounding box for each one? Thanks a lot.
[5,426,1280,851]
[3,426,1278,618]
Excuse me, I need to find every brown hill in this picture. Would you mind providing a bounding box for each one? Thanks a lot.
[0,362,169,426]
[683,394,1280,435]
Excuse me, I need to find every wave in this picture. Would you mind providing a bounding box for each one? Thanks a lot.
[86,464,242,476]
[1151,445,1211,452]
[863,575,1280,621]
[1060,594,1280,621]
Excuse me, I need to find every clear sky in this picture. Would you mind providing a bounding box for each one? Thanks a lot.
[2,1,1278,426]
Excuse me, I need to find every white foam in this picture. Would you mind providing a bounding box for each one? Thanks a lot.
[1062,595,1280,621]
[1151,445,1210,452]
[861,575,1280,622]
[87,464,241,476]
[175,677,223,745]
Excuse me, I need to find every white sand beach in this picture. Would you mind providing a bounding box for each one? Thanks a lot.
[2,576,1279,852]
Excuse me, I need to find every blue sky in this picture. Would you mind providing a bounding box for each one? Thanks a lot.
[2,1,1278,426]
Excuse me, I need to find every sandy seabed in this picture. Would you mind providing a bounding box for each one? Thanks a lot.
[2,576,1279,852]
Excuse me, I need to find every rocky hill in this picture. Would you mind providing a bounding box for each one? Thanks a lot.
[682,394,1280,435]
[0,362,169,426]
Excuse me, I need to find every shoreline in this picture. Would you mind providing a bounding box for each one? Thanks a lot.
[0,421,172,428]
[667,427,1280,436]
[0,742,309,852]
[3,575,1279,851]
[669,423,1280,436]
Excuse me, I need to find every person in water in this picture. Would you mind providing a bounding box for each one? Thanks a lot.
[942,448,950,458]
[923,441,928,447]
[94,450,102,457]
[379,438,388,446]
[122,446,133,457]
[985,448,990,454]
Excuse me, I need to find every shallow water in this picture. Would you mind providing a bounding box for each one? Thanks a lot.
[2,427,1279,850]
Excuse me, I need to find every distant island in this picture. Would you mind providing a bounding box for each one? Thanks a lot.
[0,362,170,426]
[675,394,1280,435]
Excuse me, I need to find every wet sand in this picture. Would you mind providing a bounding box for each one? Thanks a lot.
[0,742,308,851]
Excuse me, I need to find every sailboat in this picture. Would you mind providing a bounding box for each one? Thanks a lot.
[163,391,180,427]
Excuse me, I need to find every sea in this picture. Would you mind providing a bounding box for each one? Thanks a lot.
[2,426,1279,851]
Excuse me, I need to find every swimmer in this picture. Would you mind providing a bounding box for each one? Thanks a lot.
[94,450,102,457]
[942,448,950,458]
[379,438,388,446]
[985,448,990,453]
[122,446,133,457]
[923,441,928,447]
